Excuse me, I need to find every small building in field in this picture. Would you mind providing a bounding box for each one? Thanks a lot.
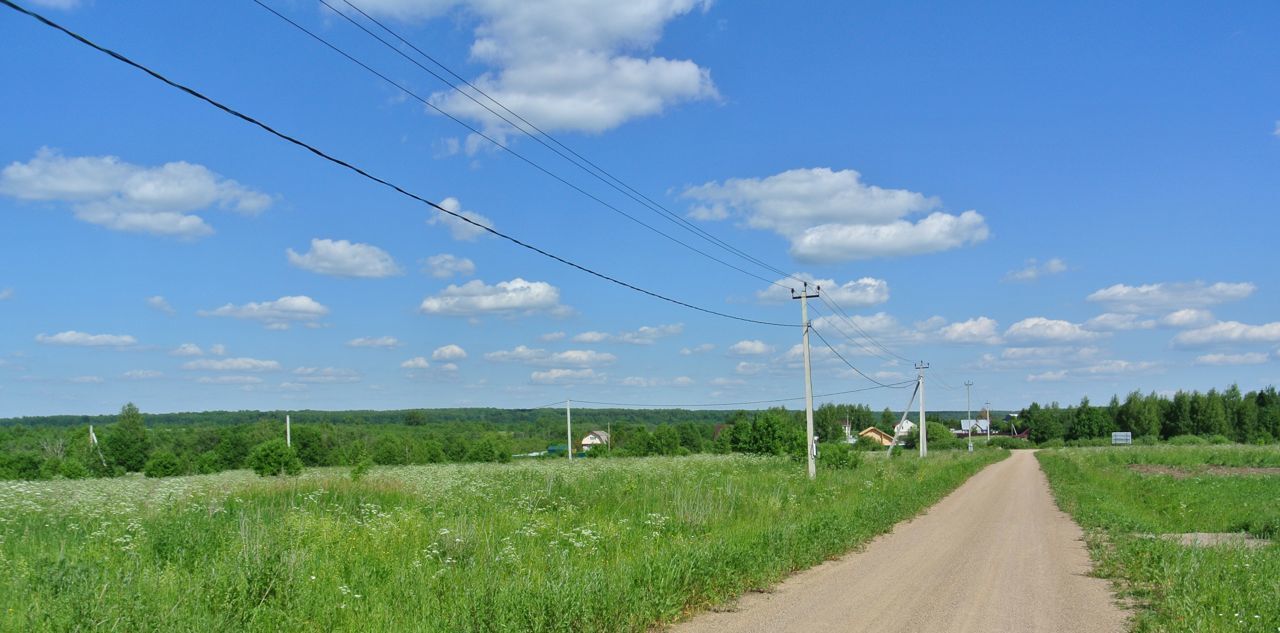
[857,426,895,447]
[581,430,610,450]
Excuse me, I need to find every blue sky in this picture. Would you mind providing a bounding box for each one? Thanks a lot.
[2,0,1278,417]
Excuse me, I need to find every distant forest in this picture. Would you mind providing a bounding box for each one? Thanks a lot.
[1016,385,1280,445]
[7,384,1273,481]
[1,402,938,480]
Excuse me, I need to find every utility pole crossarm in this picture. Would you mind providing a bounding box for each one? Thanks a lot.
[791,282,821,479]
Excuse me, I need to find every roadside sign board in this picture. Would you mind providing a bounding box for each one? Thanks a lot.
[1112,432,1132,445]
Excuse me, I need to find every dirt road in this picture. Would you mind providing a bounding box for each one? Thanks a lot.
[671,450,1127,633]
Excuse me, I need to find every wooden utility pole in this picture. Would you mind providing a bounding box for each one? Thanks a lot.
[792,282,820,479]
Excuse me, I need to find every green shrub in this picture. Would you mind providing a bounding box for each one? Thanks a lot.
[1168,434,1208,446]
[143,451,183,478]
[1205,434,1232,445]
[247,439,302,477]
[988,437,1033,450]
[350,447,373,482]
[1064,437,1110,448]
[905,422,961,450]
[818,443,861,470]
[1037,438,1065,449]
[854,436,889,451]
[195,450,221,474]
[58,459,89,480]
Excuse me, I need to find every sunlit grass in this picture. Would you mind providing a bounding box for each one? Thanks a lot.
[1038,447,1280,633]
[0,452,1003,632]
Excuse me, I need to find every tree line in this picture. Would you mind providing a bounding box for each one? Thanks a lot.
[1018,385,1280,444]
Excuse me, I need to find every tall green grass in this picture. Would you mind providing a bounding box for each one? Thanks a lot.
[1038,447,1280,633]
[0,451,1002,632]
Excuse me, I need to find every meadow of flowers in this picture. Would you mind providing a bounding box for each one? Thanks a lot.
[1,451,1003,632]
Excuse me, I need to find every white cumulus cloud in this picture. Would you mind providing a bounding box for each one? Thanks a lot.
[419,278,565,316]
[1195,352,1269,366]
[1174,320,1280,347]
[122,369,163,380]
[572,324,682,345]
[1160,309,1214,328]
[182,357,281,371]
[729,339,773,355]
[937,317,1003,345]
[0,148,271,237]
[484,345,614,367]
[35,331,136,347]
[1004,317,1100,344]
[530,368,604,385]
[423,253,476,279]
[432,344,468,360]
[401,356,431,369]
[755,274,889,307]
[0,288,11,301]
[146,295,175,315]
[171,343,203,356]
[197,375,263,385]
[682,168,988,263]
[293,367,361,383]
[680,343,714,355]
[199,295,329,328]
[1004,258,1067,282]
[427,197,495,241]
[366,0,720,138]
[348,336,403,349]
[287,238,402,278]
[1084,313,1157,332]
[1086,281,1254,313]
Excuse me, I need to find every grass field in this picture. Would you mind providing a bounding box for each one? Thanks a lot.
[0,451,1003,632]
[1037,446,1280,633]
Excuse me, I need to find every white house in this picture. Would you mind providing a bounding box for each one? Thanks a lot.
[581,430,610,450]
[893,420,916,437]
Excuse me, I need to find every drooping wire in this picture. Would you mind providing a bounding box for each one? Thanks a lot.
[808,302,896,363]
[251,0,785,289]
[810,326,908,388]
[328,0,803,288]
[818,293,915,363]
[566,382,914,409]
[0,0,796,328]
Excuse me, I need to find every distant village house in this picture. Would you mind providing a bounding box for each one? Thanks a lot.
[581,430,610,450]
[857,427,895,447]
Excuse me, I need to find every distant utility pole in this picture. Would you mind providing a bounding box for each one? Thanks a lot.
[965,380,974,452]
[566,398,573,461]
[88,424,106,469]
[984,401,992,440]
[792,282,820,479]
[916,361,930,457]
[285,414,291,448]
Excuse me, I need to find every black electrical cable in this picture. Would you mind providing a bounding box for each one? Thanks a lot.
[568,381,914,409]
[810,325,904,388]
[0,0,796,328]
[329,0,803,288]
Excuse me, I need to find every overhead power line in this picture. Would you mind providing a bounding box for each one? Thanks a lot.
[808,302,896,363]
[553,382,914,409]
[327,0,802,289]
[254,0,791,289]
[0,0,794,328]
[818,293,914,363]
[810,326,908,388]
